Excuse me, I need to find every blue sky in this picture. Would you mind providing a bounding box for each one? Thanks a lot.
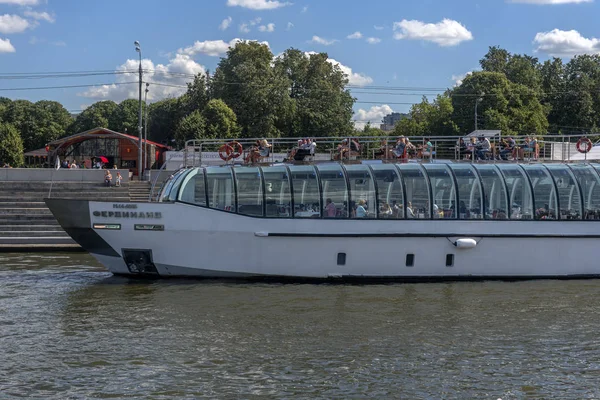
[0,0,599,128]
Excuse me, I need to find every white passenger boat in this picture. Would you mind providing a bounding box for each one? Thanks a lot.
[45,135,600,281]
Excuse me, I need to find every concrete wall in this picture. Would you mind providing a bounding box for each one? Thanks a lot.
[0,168,132,182]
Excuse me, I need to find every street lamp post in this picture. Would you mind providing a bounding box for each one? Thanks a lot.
[143,83,149,172]
[134,41,143,180]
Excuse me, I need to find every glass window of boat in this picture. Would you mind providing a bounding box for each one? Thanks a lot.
[521,165,558,220]
[177,168,207,206]
[235,167,263,217]
[495,165,534,220]
[422,164,456,219]
[318,164,348,218]
[205,167,235,212]
[447,164,483,219]
[159,169,189,202]
[473,165,508,219]
[289,165,320,218]
[345,165,376,219]
[545,165,582,220]
[398,164,430,219]
[370,164,404,219]
[262,166,292,218]
[568,164,600,220]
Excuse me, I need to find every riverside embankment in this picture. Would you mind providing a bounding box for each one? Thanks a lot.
[0,169,151,250]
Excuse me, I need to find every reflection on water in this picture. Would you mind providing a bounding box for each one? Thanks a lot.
[1,253,600,398]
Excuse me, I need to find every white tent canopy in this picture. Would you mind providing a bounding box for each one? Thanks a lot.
[465,130,501,138]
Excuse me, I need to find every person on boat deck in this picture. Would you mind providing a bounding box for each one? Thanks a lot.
[356,199,367,218]
[521,136,539,160]
[475,135,491,160]
[392,200,402,218]
[392,137,406,158]
[457,137,468,159]
[324,198,337,218]
[104,170,112,187]
[375,139,392,159]
[420,138,434,160]
[247,139,271,163]
[500,136,516,160]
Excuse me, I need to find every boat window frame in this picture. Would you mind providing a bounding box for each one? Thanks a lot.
[344,164,378,219]
[369,163,406,219]
[176,167,207,206]
[421,163,459,220]
[495,164,535,220]
[447,163,484,219]
[545,164,583,220]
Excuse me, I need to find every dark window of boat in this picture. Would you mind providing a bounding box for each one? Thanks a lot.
[446,254,454,267]
[337,253,346,266]
[406,254,414,267]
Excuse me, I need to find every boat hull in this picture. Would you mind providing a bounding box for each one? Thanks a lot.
[45,198,600,281]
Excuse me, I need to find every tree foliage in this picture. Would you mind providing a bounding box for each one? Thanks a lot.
[68,100,118,135]
[174,110,205,148]
[0,123,24,167]
[202,99,240,139]
[394,94,458,137]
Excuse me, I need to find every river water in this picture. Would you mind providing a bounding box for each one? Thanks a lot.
[1,253,600,399]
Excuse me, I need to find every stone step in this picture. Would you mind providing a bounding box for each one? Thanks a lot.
[0,214,61,221]
[0,237,76,245]
[0,219,59,226]
[0,194,131,201]
[0,230,69,238]
[0,202,46,208]
[0,208,53,215]
[0,225,63,231]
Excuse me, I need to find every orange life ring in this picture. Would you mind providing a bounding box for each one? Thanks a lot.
[577,137,593,154]
[228,141,243,159]
[218,144,234,161]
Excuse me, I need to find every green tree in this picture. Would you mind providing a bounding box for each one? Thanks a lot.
[202,98,240,139]
[540,57,566,131]
[452,71,548,135]
[0,123,24,167]
[147,97,186,145]
[181,73,210,114]
[28,101,72,150]
[274,49,355,137]
[480,46,510,73]
[212,41,290,137]
[68,100,118,134]
[109,99,145,134]
[174,110,205,148]
[394,94,458,137]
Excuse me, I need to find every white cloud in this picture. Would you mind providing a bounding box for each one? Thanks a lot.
[310,35,337,45]
[0,37,15,53]
[301,51,373,87]
[179,38,270,57]
[374,25,384,30]
[533,28,600,56]
[347,31,362,39]
[302,6,308,12]
[393,18,473,47]
[0,0,38,4]
[508,0,591,3]
[23,9,54,23]
[327,57,373,86]
[80,53,205,102]
[227,0,291,10]
[452,71,473,86]
[353,105,393,129]
[239,23,250,33]
[0,14,30,34]
[286,22,294,30]
[219,16,232,31]
[250,17,262,25]
[366,37,381,44]
[258,23,275,32]
[51,40,66,46]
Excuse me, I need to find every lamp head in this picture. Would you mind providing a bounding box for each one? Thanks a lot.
[135,46,140,52]
[134,41,140,46]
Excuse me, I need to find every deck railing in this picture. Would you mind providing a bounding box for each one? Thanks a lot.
[182,134,596,168]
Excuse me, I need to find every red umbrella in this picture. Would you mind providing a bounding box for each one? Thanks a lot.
[98,156,109,163]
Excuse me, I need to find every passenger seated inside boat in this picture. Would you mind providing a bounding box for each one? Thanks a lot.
[380,202,393,218]
[355,199,367,218]
[324,198,337,218]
